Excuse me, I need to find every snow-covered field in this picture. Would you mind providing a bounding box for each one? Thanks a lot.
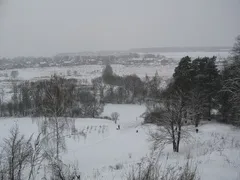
[0,51,229,96]
[0,64,175,82]
[0,51,237,179]
[159,51,229,61]
[0,51,229,102]
[0,51,229,82]
[0,64,175,102]
[0,104,239,180]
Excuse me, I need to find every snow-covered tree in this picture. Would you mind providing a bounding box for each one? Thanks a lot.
[1,125,33,180]
[111,112,120,124]
[11,70,19,79]
[149,90,190,152]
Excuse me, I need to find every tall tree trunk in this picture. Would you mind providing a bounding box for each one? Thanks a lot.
[56,117,59,160]
[11,144,15,180]
[208,96,212,121]
[176,130,181,153]
[17,163,22,180]
[171,122,177,152]
[172,141,177,152]
[195,114,200,127]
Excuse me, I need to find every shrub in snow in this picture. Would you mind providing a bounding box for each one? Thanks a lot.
[127,158,199,180]
[0,125,44,180]
[48,159,81,180]
[115,163,123,170]
[11,70,19,79]
[109,163,123,171]
[111,112,120,124]
[128,153,132,159]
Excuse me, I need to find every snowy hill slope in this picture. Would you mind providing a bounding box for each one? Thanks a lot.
[0,104,239,179]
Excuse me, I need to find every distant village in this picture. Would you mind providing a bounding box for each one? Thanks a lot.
[0,46,229,70]
[0,52,176,70]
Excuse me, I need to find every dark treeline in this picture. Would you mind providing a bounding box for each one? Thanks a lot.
[93,64,162,104]
[0,75,103,118]
[219,35,240,126]
[0,65,162,118]
[145,56,219,126]
[146,35,240,128]
[145,36,240,153]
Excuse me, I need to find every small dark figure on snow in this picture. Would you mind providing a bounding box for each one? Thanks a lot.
[136,130,138,133]
[116,125,120,130]
[196,129,199,133]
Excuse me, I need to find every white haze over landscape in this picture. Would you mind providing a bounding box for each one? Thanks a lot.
[0,0,240,57]
[0,1,240,180]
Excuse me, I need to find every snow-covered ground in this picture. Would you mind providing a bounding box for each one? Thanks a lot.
[0,64,175,82]
[0,51,230,82]
[159,51,229,61]
[0,104,239,180]
[0,51,237,179]
[0,51,229,102]
[0,64,175,102]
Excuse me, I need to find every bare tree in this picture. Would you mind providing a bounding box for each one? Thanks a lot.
[36,76,85,163]
[221,66,240,126]
[219,36,240,125]
[111,112,120,124]
[187,90,206,128]
[149,90,191,152]
[28,133,45,180]
[48,159,81,180]
[0,125,46,180]
[1,125,33,180]
[78,90,103,118]
[0,151,7,180]
[37,76,72,160]
[39,116,73,161]
[11,70,19,79]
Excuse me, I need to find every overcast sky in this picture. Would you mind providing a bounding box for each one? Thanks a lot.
[0,0,240,57]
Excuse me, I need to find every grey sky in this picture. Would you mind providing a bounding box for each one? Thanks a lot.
[0,0,240,57]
